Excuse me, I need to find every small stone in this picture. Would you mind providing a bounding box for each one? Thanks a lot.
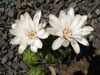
[6,9,14,17]
[69,2,76,8]
[16,0,21,8]
[0,37,5,47]
[8,51,14,59]
[37,0,44,3]
[10,3,15,7]
[97,17,100,23]
[6,70,13,75]
[14,56,17,62]
[0,8,4,12]
[0,31,5,47]
[3,34,7,39]
[91,19,95,27]
[94,48,100,56]
[0,30,3,37]
[11,45,16,50]
[46,0,50,3]
[2,55,8,64]
[7,62,12,66]
[95,9,100,15]
[68,0,73,2]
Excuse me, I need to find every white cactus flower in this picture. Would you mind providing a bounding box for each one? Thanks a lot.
[10,11,49,54]
[47,8,94,54]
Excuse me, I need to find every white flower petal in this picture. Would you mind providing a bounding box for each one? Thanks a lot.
[72,36,89,46]
[16,23,28,32]
[63,40,69,47]
[75,15,87,29]
[37,29,45,37]
[30,38,42,52]
[82,31,91,36]
[34,38,43,48]
[82,26,94,32]
[28,39,34,45]
[65,15,73,28]
[10,37,20,44]
[18,45,27,54]
[46,28,63,37]
[69,38,80,54]
[59,10,67,29]
[20,15,24,20]
[70,15,81,29]
[79,26,93,36]
[39,32,49,39]
[15,19,32,32]
[49,14,60,29]
[30,46,38,52]
[15,20,23,26]
[24,12,32,22]
[71,41,80,54]
[33,10,41,26]
[46,28,56,35]
[9,27,28,37]
[52,37,64,50]
[20,37,30,45]
[59,10,73,29]
[72,29,82,36]
[72,26,93,36]
[24,12,34,29]
[67,8,74,19]
[12,24,16,29]
[10,28,23,36]
[9,29,15,35]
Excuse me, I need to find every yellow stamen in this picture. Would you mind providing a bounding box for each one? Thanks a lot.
[28,31,36,39]
[63,29,72,37]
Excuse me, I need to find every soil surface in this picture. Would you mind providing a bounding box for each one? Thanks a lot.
[0,0,100,75]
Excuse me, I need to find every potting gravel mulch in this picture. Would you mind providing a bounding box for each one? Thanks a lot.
[0,0,100,75]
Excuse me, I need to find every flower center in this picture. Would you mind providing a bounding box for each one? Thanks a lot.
[28,30,36,39]
[63,29,72,37]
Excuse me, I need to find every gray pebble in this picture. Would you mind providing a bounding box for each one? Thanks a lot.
[6,70,13,75]
[14,56,18,62]
[69,2,76,8]
[3,34,7,39]
[0,8,4,12]
[0,31,5,47]
[0,37,5,47]
[16,0,21,8]
[6,9,14,17]
[95,9,100,15]
[37,0,44,3]
[7,62,12,66]
[11,45,16,50]
[2,55,8,64]
[10,3,15,7]
[7,51,14,59]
